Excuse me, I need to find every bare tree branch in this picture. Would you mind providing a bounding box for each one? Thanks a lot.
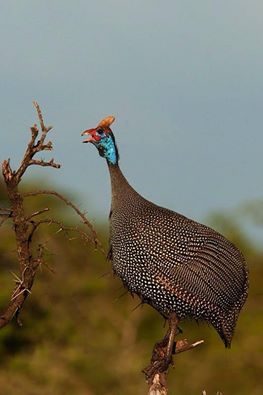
[26,208,50,220]
[28,158,60,168]
[0,102,61,328]
[0,102,101,329]
[23,189,103,251]
[13,104,60,183]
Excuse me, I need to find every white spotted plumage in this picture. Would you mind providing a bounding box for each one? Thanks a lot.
[83,121,248,348]
[108,165,248,347]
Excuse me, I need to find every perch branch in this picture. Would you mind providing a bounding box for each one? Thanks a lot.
[143,314,204,394]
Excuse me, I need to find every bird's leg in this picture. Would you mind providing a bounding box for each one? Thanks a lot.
[144,313,204,392]
[165,312,179,364]
[143,313,180,381]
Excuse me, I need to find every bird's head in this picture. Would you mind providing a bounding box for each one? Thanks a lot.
[81,115,119,165]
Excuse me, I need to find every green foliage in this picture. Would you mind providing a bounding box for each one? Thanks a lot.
[0,181,262,394]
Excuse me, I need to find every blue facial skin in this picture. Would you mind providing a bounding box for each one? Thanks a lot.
[94,134,118,165]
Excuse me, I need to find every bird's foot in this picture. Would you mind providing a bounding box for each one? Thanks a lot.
[143,313,178,380]
[142,338,171,380]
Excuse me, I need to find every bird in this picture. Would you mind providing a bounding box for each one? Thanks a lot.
[81,115,248,348]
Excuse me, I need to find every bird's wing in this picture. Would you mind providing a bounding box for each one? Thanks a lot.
[137,205,248,311]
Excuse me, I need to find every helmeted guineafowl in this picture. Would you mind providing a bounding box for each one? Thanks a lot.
[81,115,248,348]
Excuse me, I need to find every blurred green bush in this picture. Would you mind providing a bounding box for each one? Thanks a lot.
[0,180,262,395]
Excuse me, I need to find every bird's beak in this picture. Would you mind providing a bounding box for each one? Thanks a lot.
[81,128,95,143]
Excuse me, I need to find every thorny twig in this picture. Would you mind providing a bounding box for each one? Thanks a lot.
[0,102,101,329]
[23,190,102,251]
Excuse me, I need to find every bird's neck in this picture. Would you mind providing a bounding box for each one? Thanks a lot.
[107,164,140,209]
[97,134,119,165]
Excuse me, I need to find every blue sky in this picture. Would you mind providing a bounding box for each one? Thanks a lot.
[0,1,262,230]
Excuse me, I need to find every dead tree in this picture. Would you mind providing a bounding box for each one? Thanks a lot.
[0,102,102,329]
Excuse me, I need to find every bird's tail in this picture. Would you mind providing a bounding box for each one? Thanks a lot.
[215,307,241,348]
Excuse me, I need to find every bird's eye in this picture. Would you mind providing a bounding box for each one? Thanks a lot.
[96,128,104,136]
